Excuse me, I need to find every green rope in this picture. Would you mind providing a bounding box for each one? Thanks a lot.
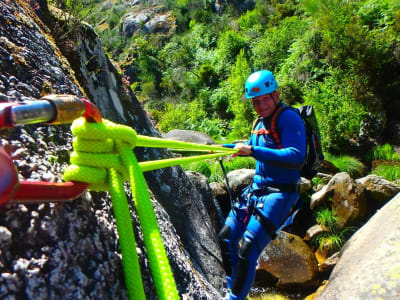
[117,140,179,300]
[63,117,237,300]
[108,167,146,300]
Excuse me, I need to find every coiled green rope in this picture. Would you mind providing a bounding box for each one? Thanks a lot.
[63,117,237,300]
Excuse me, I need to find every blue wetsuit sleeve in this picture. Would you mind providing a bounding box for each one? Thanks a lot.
[222,144,235,148]
[222,140,251,148]
[251,109,306,167]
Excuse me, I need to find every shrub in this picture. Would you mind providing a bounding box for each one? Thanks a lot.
[325,154,366,178]
[182,156,256,183]
[216,30,248,72]
[226,50,254,140]
[302,71,367,153]
[312,207,357,255]
[197,64,219,89]
[371,164,400,182]
[251,16,308,72]
[181,161,211,178]
[208,87,234,120]
[315,208,337,231]
[366,144,400,161]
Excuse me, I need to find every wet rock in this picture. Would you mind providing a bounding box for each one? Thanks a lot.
[299,177,312,194]
[0,226,12,249]
[0,1,224,298]
[318,160,340,175]
[144,12,175,34]
[121,11,152,37]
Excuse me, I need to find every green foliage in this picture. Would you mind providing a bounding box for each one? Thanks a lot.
[366,144,400,161]
[313,231,347,254]
[182,156,256,183]
[182,161,212,178]
[324,154,366,178]
[313,207,357,254]
[315,208,337,231]
[197,64,219,89]
[101,28,125,54]
[226,50,254,139]
[216,30,248,72]
[238,9,262,30]
[302,71,367,153]
[154,100,229,139]
[311,176,325,187]
[251,16,308,72]
[371,164,400,182]
[207,87,233,120]
[75,0,400,165]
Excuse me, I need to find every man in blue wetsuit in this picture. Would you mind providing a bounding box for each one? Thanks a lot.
[219,70,306,300]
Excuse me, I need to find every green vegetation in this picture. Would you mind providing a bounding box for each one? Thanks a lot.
[182,157,256,183]
[371,164,400,182]
[367,144,400,161]
[311,176,326,187]
[57,0,400,177]
[324,153,366,178]
[312,207,357,254]
[71,0,399,160]
[315,208,337,231]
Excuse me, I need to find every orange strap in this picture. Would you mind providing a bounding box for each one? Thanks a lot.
[250,106,285,149]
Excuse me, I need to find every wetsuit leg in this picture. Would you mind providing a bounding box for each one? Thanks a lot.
[228,214,272,300]
[228,192,299,300]
[218,209,247,290]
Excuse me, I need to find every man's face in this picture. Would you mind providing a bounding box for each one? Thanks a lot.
[251,92,279,118]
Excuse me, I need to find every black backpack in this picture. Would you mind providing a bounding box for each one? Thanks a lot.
[251,104,324,179]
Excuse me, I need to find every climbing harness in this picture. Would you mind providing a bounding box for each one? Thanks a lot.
[0,94,238,300]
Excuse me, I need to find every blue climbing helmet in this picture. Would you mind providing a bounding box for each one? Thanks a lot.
[245,70,278,99]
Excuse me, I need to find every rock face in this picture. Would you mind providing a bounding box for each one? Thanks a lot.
[121,7,175,38]
[315,192,400,300]
[0,1,223,298]
[185,171,224,233]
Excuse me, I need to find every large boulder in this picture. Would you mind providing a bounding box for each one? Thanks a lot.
[356,174,400,204]
[163,129,216,145]
[226,169,254,196]
[121,11,150,37]
[315,193,400,300]
[257,232,319,290]
[310,172,367,228]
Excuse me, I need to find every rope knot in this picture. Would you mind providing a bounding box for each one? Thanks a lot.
[63,117,137,191]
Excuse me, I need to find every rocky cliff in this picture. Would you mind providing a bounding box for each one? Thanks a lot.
[0,1,224,298]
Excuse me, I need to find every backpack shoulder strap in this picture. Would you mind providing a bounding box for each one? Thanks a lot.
[251,117,263,134]
[269,104,286,149]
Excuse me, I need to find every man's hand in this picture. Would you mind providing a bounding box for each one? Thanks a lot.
[232,143,252,157]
